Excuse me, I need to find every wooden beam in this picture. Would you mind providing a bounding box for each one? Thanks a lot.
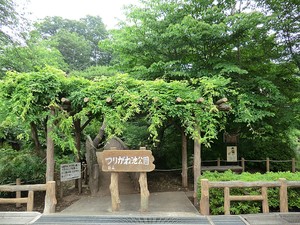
[216,103,231,111]
[215,98,228,105]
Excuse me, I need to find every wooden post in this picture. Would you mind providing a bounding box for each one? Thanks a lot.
[217,158,221,167]
[266,157,270,172]
[224,187,230,215]
[46,107,55,182]
[279,178,288,213]
[261,186,269,213]
[110,172,120,211]
[16,178,21,208]
[199,179,209,215]
[27,191,34,211]
[181,130,188,188]
[241,158,245,172]
[193,129,201,206]
[139,172,150,212]
[43,181,57,214]
[292,158,296,173]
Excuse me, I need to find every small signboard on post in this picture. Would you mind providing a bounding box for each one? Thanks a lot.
[227,146,238,162]
[60,163,81,182]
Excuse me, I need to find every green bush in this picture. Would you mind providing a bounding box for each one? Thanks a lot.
[0,148,45,185]
[198,170,300,215]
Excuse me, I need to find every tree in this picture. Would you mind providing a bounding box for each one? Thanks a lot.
[256,0,300,72]
[0,0,18,45]
[35,16,111,69]
[52,30,92,71]
[0,32,68,77]
[101,0,299,169]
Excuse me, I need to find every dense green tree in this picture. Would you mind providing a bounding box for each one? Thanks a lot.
[35,16,111,69]
[52,30,92,71]
[0,32,68,77]
[101,0,300,161]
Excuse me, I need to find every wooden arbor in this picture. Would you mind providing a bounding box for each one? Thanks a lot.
[177,97,231,206]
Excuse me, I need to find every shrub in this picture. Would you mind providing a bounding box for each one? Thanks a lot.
[0,148,45,185]
[198,170,300,215]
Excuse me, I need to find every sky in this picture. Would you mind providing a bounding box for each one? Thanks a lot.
[26,0,139,29]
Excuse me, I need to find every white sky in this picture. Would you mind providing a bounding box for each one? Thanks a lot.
[26,0,139,29]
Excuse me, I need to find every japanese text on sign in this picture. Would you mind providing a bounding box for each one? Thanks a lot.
[100,150,155,172]
[60,163,81,182]
[105,156,150,170]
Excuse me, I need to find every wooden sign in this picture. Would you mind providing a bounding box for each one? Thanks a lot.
[60,163,81,182]
[100,150,155,172]
[227,146,237,162]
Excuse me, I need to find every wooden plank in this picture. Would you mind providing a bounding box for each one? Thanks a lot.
[209,181,280,188]
[101,150,155,172]
[230,195,264,201]
[0,184,46,192]
[0,198,28,204]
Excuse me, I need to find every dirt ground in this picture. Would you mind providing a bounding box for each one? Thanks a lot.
[0,171,193,213]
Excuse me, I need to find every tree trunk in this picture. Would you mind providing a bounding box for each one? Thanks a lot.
[86,135,99,196]
[74,119,82,193]
[193,129,201,206]
[93,120,106,148]
[181,129,188,188]
[30,121,43,157]
[46,108,55,182]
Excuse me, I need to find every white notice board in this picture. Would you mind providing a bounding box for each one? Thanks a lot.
[60,163,81,182]
[227,146,237,162]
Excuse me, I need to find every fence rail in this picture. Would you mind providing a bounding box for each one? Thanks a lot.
[0,180,56,213]
[199,178,300,215]
[201,157,296,173]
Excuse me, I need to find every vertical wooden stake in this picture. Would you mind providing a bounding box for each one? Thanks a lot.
[27,191,34,211]
[181,130,188,188]
[266,157,270,172]
[199,179,209,215]
[193,129,201,206]
[224,187,230,215]
[279,178,288,213]
[217,158,221,167]
[139,172,150,212]
[16,178,21,208]
[43,181,57,214]
[110,172,120,211]
[261,186,269,213]
[241,158,245,172]
[292,158,296,173]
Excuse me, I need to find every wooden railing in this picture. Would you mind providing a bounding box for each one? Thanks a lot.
[199,178,300,215]
[0,180,56,213]
[202,157,296,173]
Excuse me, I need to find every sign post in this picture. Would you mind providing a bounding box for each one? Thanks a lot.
[226,146,238,162]
[100,149,155,212]
[60,163,81,182]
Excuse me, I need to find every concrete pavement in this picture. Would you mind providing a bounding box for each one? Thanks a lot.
[1,191,300,224]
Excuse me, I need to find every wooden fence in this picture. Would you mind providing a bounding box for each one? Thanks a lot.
[199,178,300,215]
[202,157,296,173]
[0,180,56,214]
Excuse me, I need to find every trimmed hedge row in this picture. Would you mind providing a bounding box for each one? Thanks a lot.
[198,170,300,215]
